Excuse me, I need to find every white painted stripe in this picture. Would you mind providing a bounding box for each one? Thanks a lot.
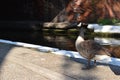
[0,39,120,67]
[0,39,59,52]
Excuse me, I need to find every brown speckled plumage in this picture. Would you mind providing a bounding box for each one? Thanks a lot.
[75,24,111,68]
[76,40,109,59]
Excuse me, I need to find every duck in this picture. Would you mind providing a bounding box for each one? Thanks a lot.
[75,23,111,68]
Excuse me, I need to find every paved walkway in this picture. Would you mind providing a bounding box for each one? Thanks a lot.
[0,43,120,80]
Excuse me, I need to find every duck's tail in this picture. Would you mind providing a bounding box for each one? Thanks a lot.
[103,47,111,56]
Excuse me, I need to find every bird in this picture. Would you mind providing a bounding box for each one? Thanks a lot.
[75,23,111,68]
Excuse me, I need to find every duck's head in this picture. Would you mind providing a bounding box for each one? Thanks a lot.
[76,23,89,36]
[77,22,88,30]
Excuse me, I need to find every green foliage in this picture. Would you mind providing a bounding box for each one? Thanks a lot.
[98,18,120,25]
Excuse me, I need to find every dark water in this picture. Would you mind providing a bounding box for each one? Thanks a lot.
[0,31,76,51]
[0,31,120,58]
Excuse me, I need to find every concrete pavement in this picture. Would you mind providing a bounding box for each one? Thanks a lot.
[0,43,119,80]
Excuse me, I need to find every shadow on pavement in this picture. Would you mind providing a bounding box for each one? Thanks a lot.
[69,57,120,76]
[109,65,120,75]
[62,57,99,80]
[0,43,14,69]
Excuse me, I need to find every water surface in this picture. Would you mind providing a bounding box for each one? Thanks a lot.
[0,31,120,58]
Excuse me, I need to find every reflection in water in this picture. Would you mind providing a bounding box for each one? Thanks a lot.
[95,38,120,45]
[95,38,120,58]
[44,36,76,51]
[105,45,120,58]
[0,31,76,51]
[0,31,120,58]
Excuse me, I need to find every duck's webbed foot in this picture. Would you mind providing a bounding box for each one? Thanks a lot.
[94,60,97,67]
[82,59,91,69]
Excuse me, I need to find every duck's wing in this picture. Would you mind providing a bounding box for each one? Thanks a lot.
[79,40,103,54]
[80,40,111,55]
[80,40,101,49]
